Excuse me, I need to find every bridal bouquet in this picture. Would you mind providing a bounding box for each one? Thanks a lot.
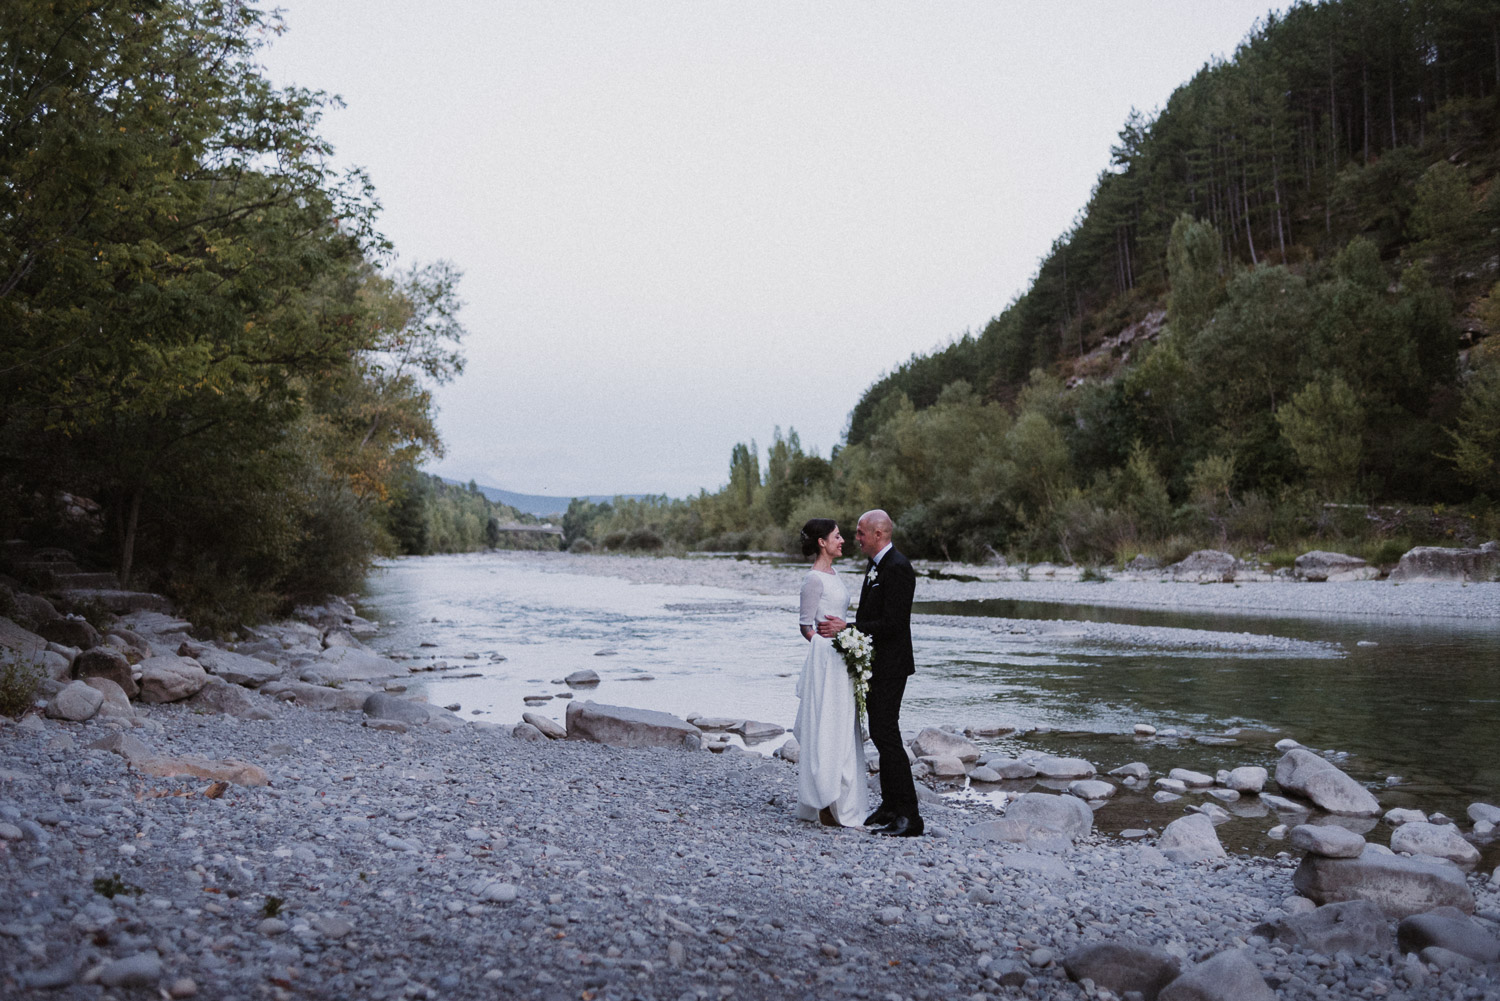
[832,626,873,727]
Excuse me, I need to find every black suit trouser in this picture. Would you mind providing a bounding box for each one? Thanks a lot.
[867,671,918,819]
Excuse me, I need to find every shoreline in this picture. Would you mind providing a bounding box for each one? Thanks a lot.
[420,550,1500,622]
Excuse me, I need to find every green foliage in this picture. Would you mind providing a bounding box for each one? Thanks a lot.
[1166,214,1225,336]
[0,656,45,718]
[1276,377,1364,499]
[92,874,143,900]
[1447,345,1500,494]
[261,896,284,919]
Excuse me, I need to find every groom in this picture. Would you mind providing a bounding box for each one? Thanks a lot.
[819,509,921,837]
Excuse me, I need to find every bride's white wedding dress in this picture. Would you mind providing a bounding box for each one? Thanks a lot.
[793,569,868,826]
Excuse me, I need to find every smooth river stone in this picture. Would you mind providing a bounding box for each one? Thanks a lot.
[1275,748,1380,815]
[1288,823,1365,858]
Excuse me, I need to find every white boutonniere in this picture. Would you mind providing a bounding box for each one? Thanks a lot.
[866,566,879,586]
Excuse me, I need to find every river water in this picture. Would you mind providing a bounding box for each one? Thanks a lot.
[358,551,1500,865]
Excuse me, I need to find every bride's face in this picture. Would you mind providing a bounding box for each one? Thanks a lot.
[820,527,844,559]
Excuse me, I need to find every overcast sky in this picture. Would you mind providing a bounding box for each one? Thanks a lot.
[258,1,1286,498]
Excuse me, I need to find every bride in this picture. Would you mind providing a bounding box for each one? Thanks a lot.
[792,518,868,827]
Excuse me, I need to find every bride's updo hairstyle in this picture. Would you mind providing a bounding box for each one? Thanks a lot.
[799,518,838,559]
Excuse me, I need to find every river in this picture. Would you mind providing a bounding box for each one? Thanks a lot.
[357,551,1500,865]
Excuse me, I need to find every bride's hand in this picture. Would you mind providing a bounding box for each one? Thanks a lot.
[816,616,845,637]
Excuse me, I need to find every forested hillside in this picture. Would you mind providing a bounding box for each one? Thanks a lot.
[576,0,1500,563]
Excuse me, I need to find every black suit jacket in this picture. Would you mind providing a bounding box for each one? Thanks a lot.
[854,547,916,678]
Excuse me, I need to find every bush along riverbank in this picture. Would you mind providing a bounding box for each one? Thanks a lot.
[1,566,1499,999]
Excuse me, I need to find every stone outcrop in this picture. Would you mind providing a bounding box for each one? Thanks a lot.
[82,677,134,719]
[1292,845,1475,917]
[1294,551,1378,582]
[1274,748,1380,815]
[1388,542,1500,583]
[564,701,702,750]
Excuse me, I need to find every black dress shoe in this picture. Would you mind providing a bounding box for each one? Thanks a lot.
[876,815,924,838]
[864,807,895,828]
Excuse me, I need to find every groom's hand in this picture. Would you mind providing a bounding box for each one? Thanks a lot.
[817,616,845,637]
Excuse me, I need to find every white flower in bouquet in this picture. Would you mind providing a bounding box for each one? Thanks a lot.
[832,626,874,727]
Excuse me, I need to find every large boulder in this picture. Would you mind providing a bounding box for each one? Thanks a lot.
[37,617,100,650]
[965,792,1094,852]
[1294,551,1378,582]
[71,647,138,697]
[178,641,281,688]
[44,680,104,721]
[1388,542,1500,583]
[1063,942,1180,1000]
[298,646,405,686]
[1292,845,1475,917]
[1255,899,1393,956]
[135,655,208,703]
[1397,910,1500,963]
[564,701,702,750]
[1158,814,1226,864]
[911,727,980,762]
[1389,821,1481,865]
[1158,949,1275,1001]
[1275,748,1380,815]
[1165,550,1242,583]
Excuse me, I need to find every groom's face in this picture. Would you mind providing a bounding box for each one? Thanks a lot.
[855,518,882,558]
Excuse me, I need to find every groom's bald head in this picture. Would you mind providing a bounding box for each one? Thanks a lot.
[855,509,893,557]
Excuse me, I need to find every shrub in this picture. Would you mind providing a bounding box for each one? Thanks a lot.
[0,655,45,718]
[623,528,664,552]
[600,530,628,551]
[567,538,594,553]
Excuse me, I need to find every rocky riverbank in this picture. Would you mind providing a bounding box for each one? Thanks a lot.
[2,593,1499,999]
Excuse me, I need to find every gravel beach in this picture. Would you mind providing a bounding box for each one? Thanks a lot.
[4,553,1498,1000]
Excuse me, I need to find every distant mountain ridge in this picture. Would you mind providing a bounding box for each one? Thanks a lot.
[439,478,651,518]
